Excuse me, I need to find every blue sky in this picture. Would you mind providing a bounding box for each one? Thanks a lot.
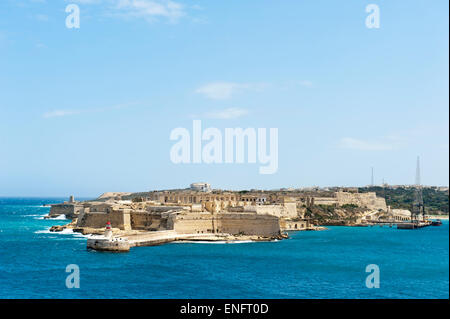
[0,0,448,196]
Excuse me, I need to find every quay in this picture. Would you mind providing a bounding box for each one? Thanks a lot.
[86,229,281,252]
[87,231,221,252]
[120,230,235,247]
[362,219,433,230]
[397,221,432,229]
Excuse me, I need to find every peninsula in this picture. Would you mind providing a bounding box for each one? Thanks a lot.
[46,183,447,251]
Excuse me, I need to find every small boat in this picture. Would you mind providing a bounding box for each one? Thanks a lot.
[431,219,442,226]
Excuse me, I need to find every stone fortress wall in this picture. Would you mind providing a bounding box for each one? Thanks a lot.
[75,205,282,237]
[335,191,387,211]
[298,191,387,211]
[171,212,280,236]
[76,209,131,230]
[55,185,402,238]
[49,203,84,218]
[242,203,297,218]
[148,189,388,211]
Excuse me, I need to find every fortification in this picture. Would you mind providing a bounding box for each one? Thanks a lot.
[49,183,400,250]
[170,212,280,237]
[49,196,84,219]
[335,191,387,211]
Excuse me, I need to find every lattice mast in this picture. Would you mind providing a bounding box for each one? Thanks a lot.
[412,156,425,221]
[371,167,374,186]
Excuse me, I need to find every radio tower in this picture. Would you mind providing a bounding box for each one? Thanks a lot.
[415,156,421,186]
[412,156,425,221]
[371,167,374,186]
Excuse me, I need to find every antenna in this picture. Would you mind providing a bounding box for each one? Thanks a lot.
[415,156,421,186]
[413,156,425,221]
[371,167,374,186]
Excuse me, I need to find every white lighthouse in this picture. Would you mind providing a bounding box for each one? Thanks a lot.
[104,221,113,239]
[87,220,130,252]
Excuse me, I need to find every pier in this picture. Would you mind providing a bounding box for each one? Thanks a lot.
[397,221,432,229]
[87,230,254,252]
[120,230,228,247]
[364,220,433,229]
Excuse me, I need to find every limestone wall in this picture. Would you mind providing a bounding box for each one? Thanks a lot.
[130,211,166,231]
[313,197,338,206]
[77,211,108,228]
[217,213,280,236]
[146,206,186,213]
[281,219,311,231]
[336,192,387,211]
[76,209,131,230]
[50,204,84,218]
[283,202,297,217]
[172,212,215,234]
[76,203,280,236]
[243,204,297,218]
[172,212,280,236]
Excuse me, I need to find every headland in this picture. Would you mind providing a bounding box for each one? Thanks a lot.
[46,183,448,251]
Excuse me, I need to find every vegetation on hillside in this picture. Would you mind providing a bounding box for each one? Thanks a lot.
[359,187,449,214]
[304,205,367,225]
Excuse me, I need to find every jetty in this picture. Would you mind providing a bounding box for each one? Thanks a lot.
[86,225,284,252]
[120,230,231,247]
[397,221,432,229]
[87,230,218,252]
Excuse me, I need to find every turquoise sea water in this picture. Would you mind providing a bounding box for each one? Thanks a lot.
[0,197,448,299]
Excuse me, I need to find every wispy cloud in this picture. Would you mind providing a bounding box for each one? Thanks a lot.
[195,82,267,100]
[66,0,187,22]
[35,42,47,49]
[338,124,450,152]
[190,107,249,120]
[204,107,249,119]
[43,110,81,119]
[115,0,185,22]
[66,0,103,4]
[35,14,48,21]
[337,137,394,151]
[42,102,136,119]
[299,80,313,88]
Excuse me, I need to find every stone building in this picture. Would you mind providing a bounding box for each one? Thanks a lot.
[190,183,211,192]
[75,202,281,237]
[64,186,395,237]
[169,212,280,236]
[49,196,84,219]
[335,191,387,211]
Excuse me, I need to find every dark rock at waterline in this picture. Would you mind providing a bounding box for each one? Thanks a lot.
[49,225,65,232]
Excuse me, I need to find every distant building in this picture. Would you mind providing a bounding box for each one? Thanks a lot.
[339,187,358,193]
[190,183,211,192]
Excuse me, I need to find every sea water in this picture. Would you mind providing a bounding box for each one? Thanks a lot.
[0,198,448,299]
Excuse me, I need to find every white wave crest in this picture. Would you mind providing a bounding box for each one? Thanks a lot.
[52,214,68,220]
[34,227,91,239]
[176,240,254,244]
